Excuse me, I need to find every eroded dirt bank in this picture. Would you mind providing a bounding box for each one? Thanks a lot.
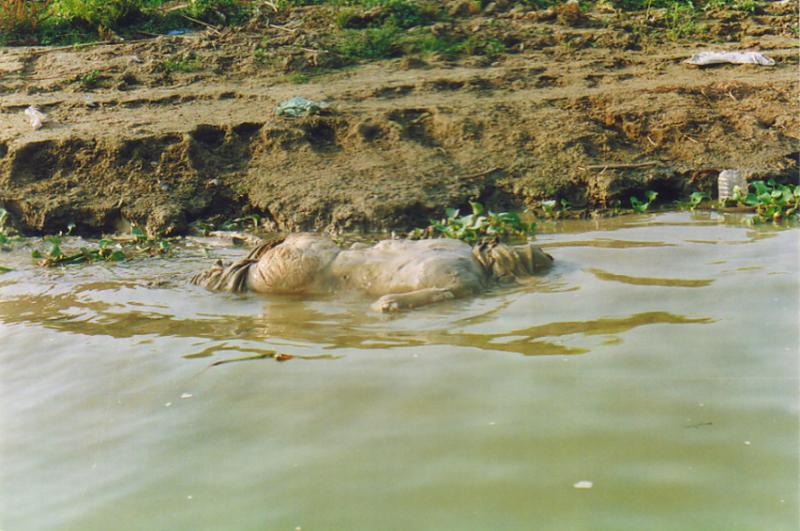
[0,3,797,235]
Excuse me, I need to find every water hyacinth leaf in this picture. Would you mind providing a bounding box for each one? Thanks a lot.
[131,226,146,241]
[410,201,535,243]
[469,215,486,229]
[469,201,485,216]
[47,243,63,258]
[752,181,768,195]
[689,192,706,208]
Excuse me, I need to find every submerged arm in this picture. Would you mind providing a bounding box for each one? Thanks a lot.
[371,288,456,313]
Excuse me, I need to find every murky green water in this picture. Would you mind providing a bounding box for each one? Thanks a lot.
[1,212,798,531]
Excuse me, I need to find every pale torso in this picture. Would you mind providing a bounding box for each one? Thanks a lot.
[327,238,486,296]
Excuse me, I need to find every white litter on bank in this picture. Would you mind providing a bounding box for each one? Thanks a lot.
[24,106,46,130]
[685,51,776,66]
[573,480,593,489]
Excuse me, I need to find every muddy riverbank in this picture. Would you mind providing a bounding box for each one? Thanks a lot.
[0,2,797,235]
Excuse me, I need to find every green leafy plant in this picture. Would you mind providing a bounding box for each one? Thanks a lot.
[689,191,707,210]
[32,225,172,267]
[409,201,535,244]
[0,0,51,38]
[540,198,571,220]
[157,54,202,73]
[218,213,261,231]
[31,234,126,266]
[732,180,800,224]
[186,0,251,25]
[50,0,144,27]
[0,207,22,251]
[334,24,401,61]
[285,71,311,84]
[75,69,103,89]
[630,190,658,213]
[336,0,441,30]
[664,0,697,41]
[458,34,505,56]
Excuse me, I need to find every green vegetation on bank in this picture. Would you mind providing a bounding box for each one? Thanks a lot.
[1,0,772,47]
[0,0,252,45]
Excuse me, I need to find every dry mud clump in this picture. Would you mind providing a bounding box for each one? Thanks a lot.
[0,3,797,235]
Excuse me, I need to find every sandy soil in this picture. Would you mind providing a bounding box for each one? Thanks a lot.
[0,2,797,235]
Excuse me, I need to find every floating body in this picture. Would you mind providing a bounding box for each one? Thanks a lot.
[191,233,553,312]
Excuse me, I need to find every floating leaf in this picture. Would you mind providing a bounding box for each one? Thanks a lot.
[469,201,485,216]
[131,226,146,241]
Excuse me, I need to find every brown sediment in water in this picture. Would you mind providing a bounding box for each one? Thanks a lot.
[587,268,714,287]
[0,4,797,236]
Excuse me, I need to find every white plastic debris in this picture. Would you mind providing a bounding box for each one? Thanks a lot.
[718,169,747,200]
[685,51,775,66]
[275,96,330,117]
[180,393,193,399]
[573,480,593,489]
[24,106,46,130]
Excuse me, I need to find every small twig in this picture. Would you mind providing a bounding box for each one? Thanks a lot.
[269,23,297,33]
[462,166,503,180]
[27,40,114,55]
[164,2,190,13]
[181,14,222,35]
[586,161,659,170]
[209,352,340,367]
[210,353,274,366]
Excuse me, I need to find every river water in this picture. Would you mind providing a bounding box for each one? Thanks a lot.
[1,212,797,530]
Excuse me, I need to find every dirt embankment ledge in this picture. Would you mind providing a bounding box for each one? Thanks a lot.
[0,4,797,235]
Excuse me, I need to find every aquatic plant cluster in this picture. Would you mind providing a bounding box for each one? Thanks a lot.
[408,201,537,244]
[0,207,18,247]
[1,184,797,273]
[732,180,800,224]
[30,226,172,267]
